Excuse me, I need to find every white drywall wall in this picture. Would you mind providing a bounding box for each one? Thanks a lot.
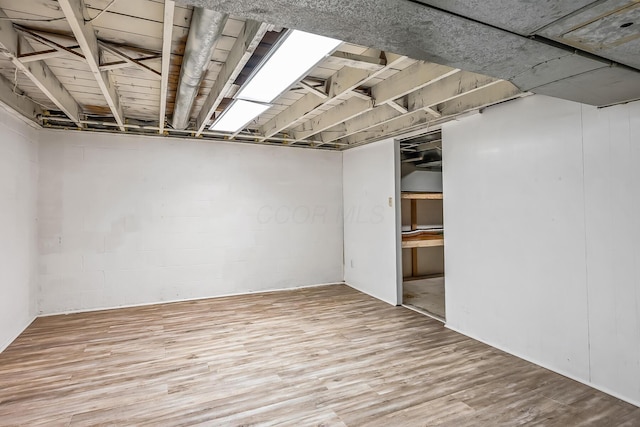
[38,131,343,314]
[581,101,640,405]
[343,138,401,305]
[0,107,38,352]
[443,94,640,406]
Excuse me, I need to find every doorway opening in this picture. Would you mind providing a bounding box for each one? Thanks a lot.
[399,131,445,321]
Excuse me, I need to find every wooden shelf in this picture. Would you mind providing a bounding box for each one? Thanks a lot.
[401,192,443,200]
[402,233,444,249]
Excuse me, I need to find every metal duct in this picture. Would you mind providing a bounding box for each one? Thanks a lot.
[171,7,228,130]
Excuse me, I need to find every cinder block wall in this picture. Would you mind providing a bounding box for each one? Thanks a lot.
[37,131,344,314]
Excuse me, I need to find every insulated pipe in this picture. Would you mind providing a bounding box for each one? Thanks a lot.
[171,8,228,130]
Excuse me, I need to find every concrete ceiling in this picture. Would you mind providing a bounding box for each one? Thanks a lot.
[181,0,640,107]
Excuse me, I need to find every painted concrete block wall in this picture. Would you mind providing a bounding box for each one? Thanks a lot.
[443,95,640,406]
[0,107,39,351]
[38,131,343,314]
[343,138,401,305]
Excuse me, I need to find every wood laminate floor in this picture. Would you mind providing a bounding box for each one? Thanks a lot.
[403,276,446,320]
[1,284,638,426]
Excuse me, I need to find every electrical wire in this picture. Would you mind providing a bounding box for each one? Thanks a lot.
[10,65,51,109]
[86,0,119,23]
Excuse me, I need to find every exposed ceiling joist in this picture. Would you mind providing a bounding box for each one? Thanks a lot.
[259,66,370,139]
[344,109,436,146]
[293,60,459,140]
[407,71,499,111]
[318,104,403,143]
[195,20,271,136]
[324,50,386,71]
[260,51,405,139]
[436,80,523,117]
[58,0,125,131]
[344,80,524,146]
[334,77,518,146]
[0,10,82,126]
[371,62,460,106]
[159,0,175,135]
[293,95,373,140]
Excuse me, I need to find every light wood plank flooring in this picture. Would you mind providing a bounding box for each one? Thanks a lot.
[403,276,446,320]
[1,284,638,426]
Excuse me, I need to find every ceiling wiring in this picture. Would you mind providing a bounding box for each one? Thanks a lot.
[86,0,119,23]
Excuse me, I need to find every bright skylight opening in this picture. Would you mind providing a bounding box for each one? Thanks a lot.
[209,99,271,132]
[236,30,343,103]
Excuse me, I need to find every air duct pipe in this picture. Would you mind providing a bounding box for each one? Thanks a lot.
[171,8,228,130]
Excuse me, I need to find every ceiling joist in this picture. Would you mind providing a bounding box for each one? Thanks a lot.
[324,50,386,71]
[292,60,459,141]
[260,51,406,140]
[58,0,125,131]
[0,10,82,126]
[344,80,524,146]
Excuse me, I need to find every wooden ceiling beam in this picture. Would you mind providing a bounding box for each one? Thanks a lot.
[159,0,175,134]
[0,10,82,126]
[435,80,522,117]
[58,0,125,131]
[292,60,458,141]
[343,109,437,146]
[407,71,499,111]
[343,81,523,146]
[371,62,460,105]
[260,51,406,140]
[317,104,402,143]
[321,70,500,144]
[323,50,386,71]
[195,20,270,136]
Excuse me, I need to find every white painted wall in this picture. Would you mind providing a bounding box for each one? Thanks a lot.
[343,138,401,305]
[0,107,38,352]
[38,131,343,314]
[443,95,640,406]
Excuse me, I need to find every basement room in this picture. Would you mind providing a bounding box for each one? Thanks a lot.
[1,0,639,425]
